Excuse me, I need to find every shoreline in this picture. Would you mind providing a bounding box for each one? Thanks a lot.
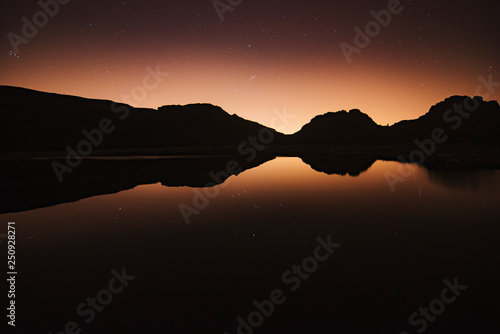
[1,144,500,169]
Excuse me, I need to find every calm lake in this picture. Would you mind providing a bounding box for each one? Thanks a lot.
[2,157,499,333]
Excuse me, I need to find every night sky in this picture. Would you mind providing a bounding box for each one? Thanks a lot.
[1,0,499,133]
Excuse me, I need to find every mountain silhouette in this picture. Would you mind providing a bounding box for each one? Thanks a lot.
[1,86,499,168]
[385,96,500,145]
[285,96,500,168]
[0,86,285,154]
[290,109,383,145]
[290,96,500,146]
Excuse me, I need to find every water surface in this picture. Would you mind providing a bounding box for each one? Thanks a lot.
[2,157,499,333]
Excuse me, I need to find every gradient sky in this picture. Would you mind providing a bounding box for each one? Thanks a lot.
[1,0,499,133]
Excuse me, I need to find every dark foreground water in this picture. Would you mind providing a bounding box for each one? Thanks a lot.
[1,157,499,333]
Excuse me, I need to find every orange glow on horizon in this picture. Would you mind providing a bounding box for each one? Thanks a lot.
[1,52,497,134]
